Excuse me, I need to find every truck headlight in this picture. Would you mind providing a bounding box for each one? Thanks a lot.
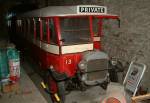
[78,60,87,71]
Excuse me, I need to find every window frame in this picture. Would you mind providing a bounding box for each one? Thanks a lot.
[49,17,59,45]
[58,16,93,45]
[41,18,49,43]
[35,17,42,40]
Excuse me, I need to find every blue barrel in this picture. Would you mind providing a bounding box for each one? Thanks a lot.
[0,49,9,79]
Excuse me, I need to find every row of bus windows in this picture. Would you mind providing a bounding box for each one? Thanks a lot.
[16,18,57,44]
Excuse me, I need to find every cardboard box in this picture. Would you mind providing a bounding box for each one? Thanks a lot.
[11,83,19,91]
[2,84,11,93]
[2,82,19,93]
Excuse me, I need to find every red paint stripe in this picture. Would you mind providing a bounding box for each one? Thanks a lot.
[53,17,61,46]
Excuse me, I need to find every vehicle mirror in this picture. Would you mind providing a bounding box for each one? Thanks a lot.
[60,38,65,42]
[118,19,120,28]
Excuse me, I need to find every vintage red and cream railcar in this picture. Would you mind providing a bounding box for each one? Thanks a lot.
[10,5,120,103]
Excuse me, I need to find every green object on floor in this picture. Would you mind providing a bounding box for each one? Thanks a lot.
[0,49,9,79]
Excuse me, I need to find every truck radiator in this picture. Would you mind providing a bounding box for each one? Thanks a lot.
[86,59,108,81]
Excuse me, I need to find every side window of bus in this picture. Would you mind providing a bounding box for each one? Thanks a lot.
[30,19,34,39]
[27,19,30,39]
[49,19,57,44]
[23,19,26,37]
[17,19,22,33]
[16,20,19,33]
[24,19,28,38]
[42,19,47,42]
[35,18,41,40]
[20,19,23,33]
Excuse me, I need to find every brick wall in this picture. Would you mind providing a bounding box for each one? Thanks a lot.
[103,0,150,90]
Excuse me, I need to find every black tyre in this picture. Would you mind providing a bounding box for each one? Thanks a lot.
[45,72,65,103]
[109,69,118,82]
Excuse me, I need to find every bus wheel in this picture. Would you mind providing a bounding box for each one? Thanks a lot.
[47,73,65,103]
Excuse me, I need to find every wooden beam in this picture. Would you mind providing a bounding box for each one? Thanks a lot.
[131,93,150,103]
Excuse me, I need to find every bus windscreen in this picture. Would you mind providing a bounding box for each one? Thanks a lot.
[60,17,92,45]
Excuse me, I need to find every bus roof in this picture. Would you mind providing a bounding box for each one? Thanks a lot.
[20,5,119,18]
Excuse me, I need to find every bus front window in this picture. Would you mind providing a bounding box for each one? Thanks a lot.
[60,17,92,45]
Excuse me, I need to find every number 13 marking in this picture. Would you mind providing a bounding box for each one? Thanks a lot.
[66,59,72,64]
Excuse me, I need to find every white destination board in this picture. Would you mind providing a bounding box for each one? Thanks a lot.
[77,5,107,14]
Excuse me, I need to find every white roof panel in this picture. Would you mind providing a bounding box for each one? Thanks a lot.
[21,5,118,17]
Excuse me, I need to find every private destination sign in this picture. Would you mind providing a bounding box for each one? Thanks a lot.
[77,5,107,14]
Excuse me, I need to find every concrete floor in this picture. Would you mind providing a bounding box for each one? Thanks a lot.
[66,86,106,103]
[21,55,52,103]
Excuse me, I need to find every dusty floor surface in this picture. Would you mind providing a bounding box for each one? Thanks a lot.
[0,69,48,103]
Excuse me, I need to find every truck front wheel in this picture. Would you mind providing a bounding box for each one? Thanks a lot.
[46,72,65,103]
